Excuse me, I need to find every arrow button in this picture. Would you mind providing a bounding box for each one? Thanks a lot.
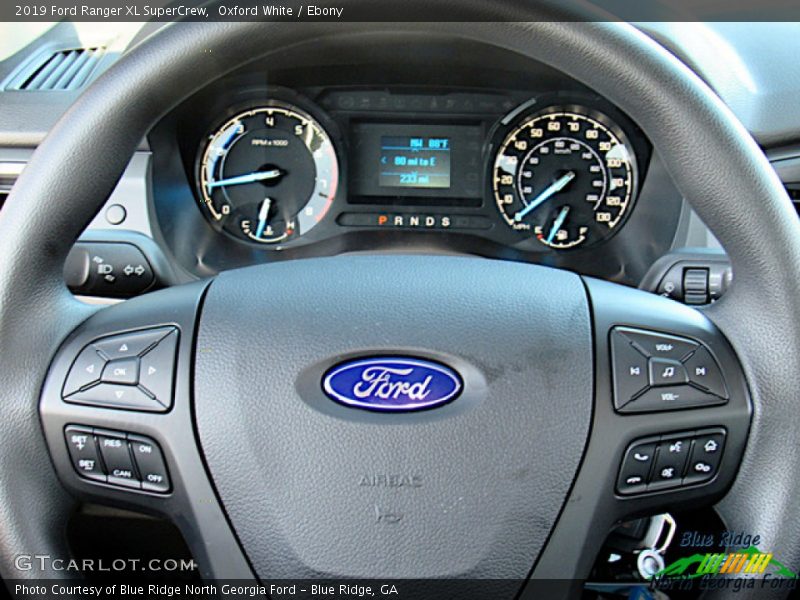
[63,345,106,397]
[139,329,179,409]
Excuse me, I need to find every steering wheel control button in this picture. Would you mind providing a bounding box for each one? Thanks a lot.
[611,327,729,413]
[618,429,727,496]
[94,328,171,361]
[138,329,178,408]
[129,435,171,493]
[610,330,649,409]
[96,432,140,489]
[61,427,171,494]
[649,357,688,387]
[62,345,106,397]
[649,435,692,491]
[101,357,139,386]
[67,383,164,411]
[684,429,727,485]
[683,347,729,399]
[628,385,726,412]
[64,426,105,482]
[619,328,698,362]
[617,439,658,495]
[62,327,178,412]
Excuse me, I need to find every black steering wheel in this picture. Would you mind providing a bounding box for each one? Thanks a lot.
[1,7,799,599]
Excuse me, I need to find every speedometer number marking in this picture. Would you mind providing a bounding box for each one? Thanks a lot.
[493,109,636,249]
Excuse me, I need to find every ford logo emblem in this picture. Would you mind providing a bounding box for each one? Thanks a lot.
[323,357,463,412]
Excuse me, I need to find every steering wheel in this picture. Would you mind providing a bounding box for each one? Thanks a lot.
[1,7,799,599]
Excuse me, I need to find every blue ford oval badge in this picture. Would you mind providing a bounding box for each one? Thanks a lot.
[323,357,462,412]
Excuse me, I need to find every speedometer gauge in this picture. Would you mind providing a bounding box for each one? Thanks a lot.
[198,102,338,245]
[492,107,637,249]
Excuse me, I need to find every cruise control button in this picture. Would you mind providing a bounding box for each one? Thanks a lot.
[684,347,729,399]
[94,328,171,360]
[64,426,105,482]
[621,329,698,361]
[96,433,140,489]
[65,383,166,412]
[101,357,140,386]
[610,330,649,409]
[129,435,171,493]
[63,345,106,397]
[139,329,178,408]
[649,358,688,387]
[617,440,657,495]
[684,429,726,485]
[622,385,726,412]
[649,435,692,491]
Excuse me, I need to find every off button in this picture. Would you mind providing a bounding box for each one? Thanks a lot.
[129,435,171,493]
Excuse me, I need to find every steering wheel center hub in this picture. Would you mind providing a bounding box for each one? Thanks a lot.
[193,255,593,584]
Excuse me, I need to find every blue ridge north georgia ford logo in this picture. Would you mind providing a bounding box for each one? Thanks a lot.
[322,357,463,412]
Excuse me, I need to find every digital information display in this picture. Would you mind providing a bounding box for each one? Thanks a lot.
[378,136,451,189]
[348,122,482,205]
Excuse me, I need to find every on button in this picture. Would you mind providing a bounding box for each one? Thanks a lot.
[129,435,171,493]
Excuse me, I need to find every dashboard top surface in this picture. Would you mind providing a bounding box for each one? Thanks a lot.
[0,22,798,148]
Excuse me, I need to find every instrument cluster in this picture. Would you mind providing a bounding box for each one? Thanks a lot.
[191,87,648,253]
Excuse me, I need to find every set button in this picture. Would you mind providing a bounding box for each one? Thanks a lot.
[63,425,170,493]
[611,327,728,412]
[62,327,178,412]
[64,426,105,482]
[617,428,727,495]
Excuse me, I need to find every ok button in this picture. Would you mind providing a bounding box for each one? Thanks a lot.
[649,357,688,387]
[101,357,140,386]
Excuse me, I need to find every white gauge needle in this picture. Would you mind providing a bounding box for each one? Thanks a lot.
[546,206,570,244]
[207,169,282,190]
[514,170,576,222]
[255,198,272,239]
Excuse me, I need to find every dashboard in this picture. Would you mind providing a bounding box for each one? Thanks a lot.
[145,37,682,286]
[2,27,747,296]
[188,90,645,252]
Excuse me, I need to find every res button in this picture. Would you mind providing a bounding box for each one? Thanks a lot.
[96,432,139,489]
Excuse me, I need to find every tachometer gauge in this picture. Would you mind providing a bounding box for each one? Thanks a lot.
[492,107,636,249]
[198,102,338,245]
